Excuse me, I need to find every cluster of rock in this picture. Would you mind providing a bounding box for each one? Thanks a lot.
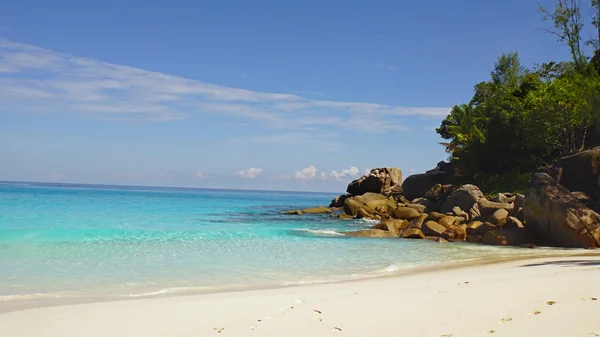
[284,149,600,249]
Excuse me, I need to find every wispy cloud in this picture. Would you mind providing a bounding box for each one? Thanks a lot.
[196,171,208,179]
[330,167,360,181]
[294,165,363,182]
[0,38,450,131]
[234,167,263,179]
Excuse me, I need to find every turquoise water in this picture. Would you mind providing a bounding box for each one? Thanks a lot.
[0,182,565,302]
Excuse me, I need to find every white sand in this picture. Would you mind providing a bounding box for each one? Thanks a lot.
[1,255,599,337]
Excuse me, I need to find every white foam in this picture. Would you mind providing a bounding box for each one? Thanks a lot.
[296,229,344,236]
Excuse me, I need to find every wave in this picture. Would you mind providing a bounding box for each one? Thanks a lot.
[294,229,345,236]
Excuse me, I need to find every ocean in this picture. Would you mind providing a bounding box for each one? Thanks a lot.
[0,182,569,303]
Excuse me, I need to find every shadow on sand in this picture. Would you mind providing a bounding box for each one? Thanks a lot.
[519,259,600,268]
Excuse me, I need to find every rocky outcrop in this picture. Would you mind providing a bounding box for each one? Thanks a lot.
[546,146,600,198]
[347,168,403,196]
[402,171,454,201]
[329,194,349,208]
[524,173,600,248]
[302,207,332,214]
[482,228,535,246]
[400,228,426,239]
[441,185,485,214]
[343,193,396,219]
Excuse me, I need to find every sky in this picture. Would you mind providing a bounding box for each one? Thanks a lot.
[0,0,593,192]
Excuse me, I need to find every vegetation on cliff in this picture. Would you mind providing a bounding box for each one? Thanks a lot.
[437,0,600,194]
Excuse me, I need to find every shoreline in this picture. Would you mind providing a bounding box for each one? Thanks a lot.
[1,254,599,337]
[2,249,599,315]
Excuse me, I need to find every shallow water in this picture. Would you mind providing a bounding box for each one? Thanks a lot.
[0,182,574,302]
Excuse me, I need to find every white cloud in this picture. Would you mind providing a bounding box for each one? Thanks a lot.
[295,165,319,180]
[235,167,263,179]
[196,171,208,179]
[294,165,364,181]
[330,166,360,181]
[0,38,450,131]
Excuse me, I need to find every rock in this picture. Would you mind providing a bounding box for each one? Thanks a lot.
[347,168,403,196]
[392,206,421,220]
[302,206,332,214]
[468,202,482,220]
[425,236,449,243]
[525,173,600,248]
[487,209,509,227]
[504,216,524,229]
[282,210,303,215]
[406,204,427,213]
[424,184,444,198]
[343,198,364,217]
[402,171,454,201]
[345,229,396,238]
[549,146,600,198]
[329,194,349,208]
[408,213,429,230]
[478,199,514,216]
[411,198,434,213]
[514,194,525,210]
[571,191,595,208]
[441,185,485,214]
[482,228,535,247]
[428,212,446,220]
[422,221,447,236]
[337,213,354,220]
[468,222,497,236]
[400,228,426,239]
[444,224,467,241]
[452,206,469,221]
[439,216,457,228]
[372,219,410,236]
[343,193,395,219]
[513,207,525,222]
[466,235,483,243]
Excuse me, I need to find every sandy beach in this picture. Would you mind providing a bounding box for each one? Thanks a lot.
[0,255,599,337]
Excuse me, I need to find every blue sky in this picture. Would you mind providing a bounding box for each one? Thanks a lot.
[0,0,592,192]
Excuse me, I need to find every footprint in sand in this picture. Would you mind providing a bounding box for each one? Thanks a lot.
[332,327,343,333]
[487,330,496,334]
[545,300,557,306]
[499,317,513,324]
[526,310,541,316]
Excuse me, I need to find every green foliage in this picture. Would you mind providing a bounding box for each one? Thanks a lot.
[437,53,600,180]
[436,0,600,185]
[475,171,533,196]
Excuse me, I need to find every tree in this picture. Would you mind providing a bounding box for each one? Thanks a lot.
[539,0,587,70]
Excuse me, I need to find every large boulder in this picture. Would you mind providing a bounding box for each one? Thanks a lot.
[400,228,426,239]
[343,193,396,219]
[482,228,535,247]
[372,219,410,236]
[524,173,600,248]
[347,168,403,196]
[302,206,332,214]
[392,206,421,220]
[441,185,485,214]
[422,221,446,236]
[546,146,600,198]
[329,194,349,208]
[402,171,454,201]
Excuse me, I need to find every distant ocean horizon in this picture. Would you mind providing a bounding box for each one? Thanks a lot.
[0,181,575,304]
